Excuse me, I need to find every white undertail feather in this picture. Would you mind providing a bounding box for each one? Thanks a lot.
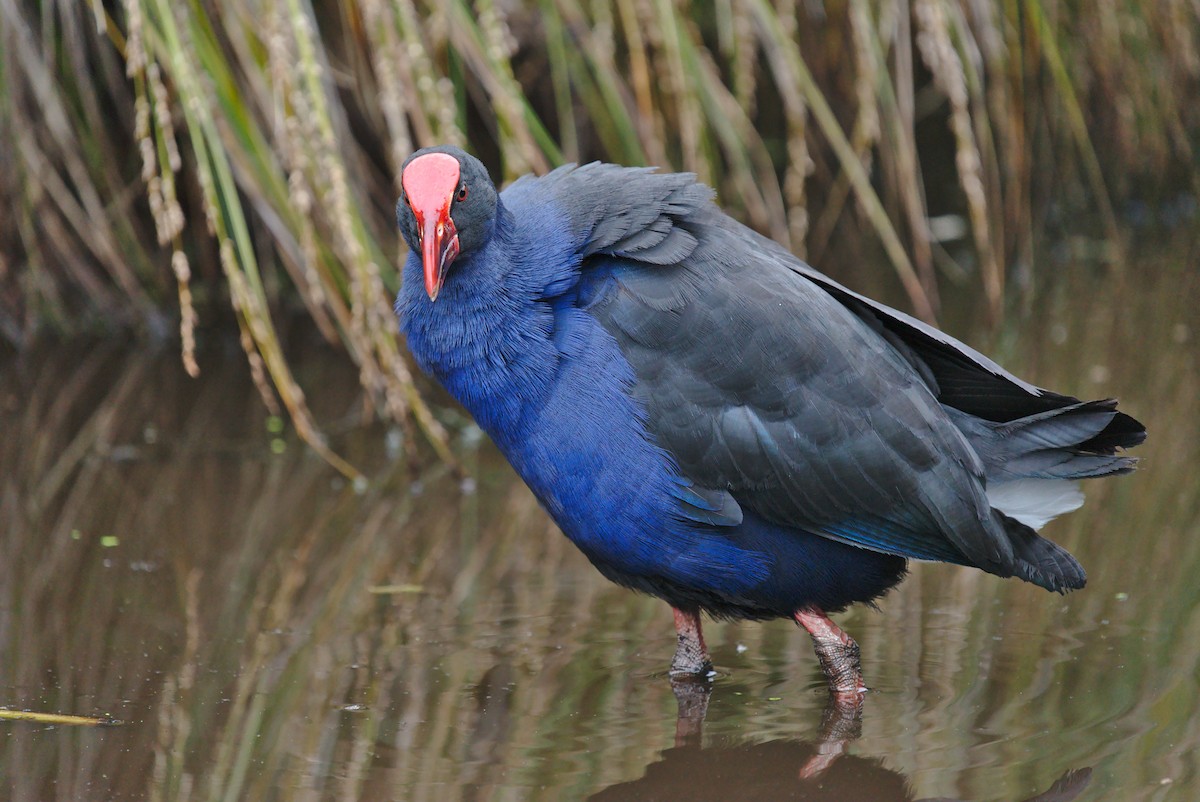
[986,478,1085,530]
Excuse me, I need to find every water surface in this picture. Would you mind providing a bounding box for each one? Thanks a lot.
[1,242,1197,800]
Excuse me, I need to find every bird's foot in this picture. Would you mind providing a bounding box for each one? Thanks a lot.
[815,641,864,698]
[793,608,866,698]
[669,607,713,677]
[669,650,714,677]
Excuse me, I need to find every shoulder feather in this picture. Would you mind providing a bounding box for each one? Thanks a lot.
[507,163,714,264]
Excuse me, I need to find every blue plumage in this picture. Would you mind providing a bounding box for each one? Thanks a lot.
[398,194,772,605]
[395,146,1144,689]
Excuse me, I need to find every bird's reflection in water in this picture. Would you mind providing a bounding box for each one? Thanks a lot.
[588,679,1092,802]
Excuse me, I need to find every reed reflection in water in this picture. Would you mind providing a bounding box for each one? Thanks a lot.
[0,252,1197,800]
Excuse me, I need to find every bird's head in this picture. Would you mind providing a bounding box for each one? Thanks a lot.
[397,146,498,301]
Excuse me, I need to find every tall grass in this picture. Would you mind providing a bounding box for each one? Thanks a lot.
[1,0,1197,460]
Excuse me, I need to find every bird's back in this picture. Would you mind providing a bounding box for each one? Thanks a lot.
[538,167,1142,593]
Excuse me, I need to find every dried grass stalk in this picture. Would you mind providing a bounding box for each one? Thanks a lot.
[2,0,1196,464]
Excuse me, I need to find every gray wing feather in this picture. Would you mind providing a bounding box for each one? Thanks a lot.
[508,164,1107,588]
[588,220,1017,570]
[507,163,713,263]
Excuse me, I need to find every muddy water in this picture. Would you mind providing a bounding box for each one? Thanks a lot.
[1,242,1197,801]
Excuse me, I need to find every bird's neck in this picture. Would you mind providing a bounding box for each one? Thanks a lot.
[399,204,570,436]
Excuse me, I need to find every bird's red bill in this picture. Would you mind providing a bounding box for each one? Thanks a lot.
[403,153,462,300]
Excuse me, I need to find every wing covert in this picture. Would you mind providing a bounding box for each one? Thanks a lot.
[584,219,1009,568]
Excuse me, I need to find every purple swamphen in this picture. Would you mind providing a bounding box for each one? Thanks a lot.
[395,146,1145,698]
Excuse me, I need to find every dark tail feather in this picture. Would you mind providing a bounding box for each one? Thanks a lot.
[994,511,1087,592]
[1005,450,1136,480]
[976,399,1144,481]
[994,399,1119,447]
[1078,401,1147,453]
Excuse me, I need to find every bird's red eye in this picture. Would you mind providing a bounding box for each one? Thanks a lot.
[456,185,468,202]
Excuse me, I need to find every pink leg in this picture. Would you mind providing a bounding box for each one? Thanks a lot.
[670,607,713,676]
[794,607,866,698]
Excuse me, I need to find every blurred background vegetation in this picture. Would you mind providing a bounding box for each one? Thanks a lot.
[2,0,1197,463]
